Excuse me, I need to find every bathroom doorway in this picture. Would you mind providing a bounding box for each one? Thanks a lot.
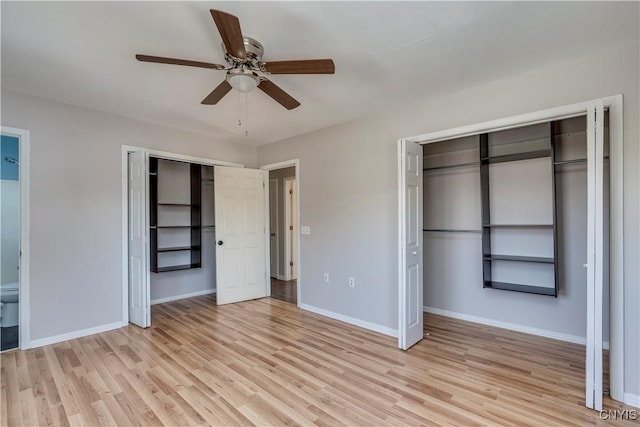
[1,133,21,351]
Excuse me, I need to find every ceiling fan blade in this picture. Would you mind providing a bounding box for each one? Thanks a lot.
[262,59,335,74]
[258,79,300,110]
[136,54,225,70]
[201,80,232,105]
[210,9,246,60]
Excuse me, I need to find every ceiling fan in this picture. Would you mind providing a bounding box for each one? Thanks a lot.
[136,9,335,110]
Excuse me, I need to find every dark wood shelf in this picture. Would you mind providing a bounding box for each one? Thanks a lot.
[157,246,199,253]
[157,202,194,207]
[156,225,201,229]
[482,224,553,228]
[481,149,551,164]
[156,263,202,273]
[479,125,559,298]
[484,254,555,264]
[484,281,556,296]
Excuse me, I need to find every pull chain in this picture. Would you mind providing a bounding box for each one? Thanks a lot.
[244,92,249,137]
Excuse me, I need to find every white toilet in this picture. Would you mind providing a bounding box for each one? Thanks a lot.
[0,282,19,327]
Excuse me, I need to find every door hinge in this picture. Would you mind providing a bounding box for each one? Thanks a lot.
[289,225,293,231]
[290,261,294,266]
[289,189,293,195]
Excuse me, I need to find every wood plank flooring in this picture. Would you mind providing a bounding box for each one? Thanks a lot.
[1,295,637,426]
[270,278,297,304]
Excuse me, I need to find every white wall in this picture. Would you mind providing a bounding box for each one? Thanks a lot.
[0,91,257,341]
[1,180,20,285]
[257,42,640,397]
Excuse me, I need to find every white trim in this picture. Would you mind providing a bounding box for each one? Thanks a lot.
[276,274,287,281]
[403,95,624,404]
[150,289,215,305]
[260,159,301,307]
[299,303,397,338]
[121,144,244,326]
[423,306,610,350]
[1,126,31,350]
[623,393,640,409]
[30,321,122,349]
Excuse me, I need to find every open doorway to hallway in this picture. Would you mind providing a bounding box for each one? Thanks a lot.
[268,166,297,304]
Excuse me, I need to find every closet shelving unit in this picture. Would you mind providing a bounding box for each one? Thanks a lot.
[149,157,202,273]
[479,125,559,297]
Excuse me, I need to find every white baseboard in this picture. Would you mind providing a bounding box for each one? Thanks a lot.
[624,393,640,408]
[151,289,215,305]
[299,303,397,338]
[30,321,123,348]
[423,306,610,350]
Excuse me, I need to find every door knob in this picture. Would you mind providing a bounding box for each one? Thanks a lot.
[217,240,224,246]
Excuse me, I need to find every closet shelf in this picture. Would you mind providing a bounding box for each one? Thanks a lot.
[157,246,199,253]
[483,254,554,264]
[157,202,200,207]
[554,155,609,166]
[423,228,481,233]
[481,149,550,164]
[156,263,202,273]
[482,224,553,228]
[155,225,201,229]
[484,281,556,296]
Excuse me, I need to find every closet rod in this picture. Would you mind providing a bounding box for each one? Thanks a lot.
[423,161,479,171]
[554,155,610,166]
[423,229,481,233]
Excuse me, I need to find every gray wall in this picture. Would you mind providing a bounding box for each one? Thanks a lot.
[0,91,257,341]
[269,167,295,278]
[257,42,640,396]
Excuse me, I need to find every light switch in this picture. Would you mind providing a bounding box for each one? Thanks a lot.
[301,226,311,235]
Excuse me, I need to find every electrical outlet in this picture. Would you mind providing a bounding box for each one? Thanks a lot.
[324,273,329,283]
[348,277,355,288]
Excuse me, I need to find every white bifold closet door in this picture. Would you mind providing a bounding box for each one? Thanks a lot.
[398,139,424,350]
[128,151,150,328]
[586,101,605,411]
[214,166,267,305]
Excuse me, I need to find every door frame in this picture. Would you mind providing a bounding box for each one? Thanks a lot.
[398,95,624,404]
[121,145,242,325]
[260,160,300,305]
[1,126,31,350]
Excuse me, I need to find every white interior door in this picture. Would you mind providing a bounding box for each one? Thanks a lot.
[128,151,150,328]
[586,101,605,410]
[269,179,278,278]
[398,139,423,350]
[215,166,267,305]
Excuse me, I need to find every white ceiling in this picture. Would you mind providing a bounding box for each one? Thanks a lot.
[2,2,638,146]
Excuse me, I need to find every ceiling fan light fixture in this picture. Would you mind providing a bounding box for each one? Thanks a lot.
[227,70,260,93]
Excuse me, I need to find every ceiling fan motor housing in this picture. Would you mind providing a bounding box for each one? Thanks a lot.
[223,37,264,66]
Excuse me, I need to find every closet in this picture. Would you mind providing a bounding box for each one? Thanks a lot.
[148,157,216,303]
[422,115,609,329]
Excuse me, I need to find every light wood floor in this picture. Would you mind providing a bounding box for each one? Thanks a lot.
[1,295,636,426]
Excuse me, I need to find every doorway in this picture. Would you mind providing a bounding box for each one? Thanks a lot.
[262,160,300,305]
[0,126,30,351]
